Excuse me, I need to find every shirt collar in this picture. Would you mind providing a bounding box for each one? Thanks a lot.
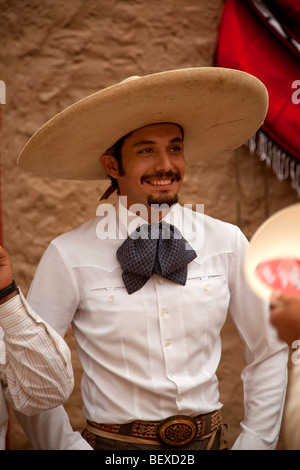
[114,197,203,253]
[115,196,181,236]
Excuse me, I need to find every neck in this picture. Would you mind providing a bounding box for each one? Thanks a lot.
[117,196,175,224]
[147,205,172,223]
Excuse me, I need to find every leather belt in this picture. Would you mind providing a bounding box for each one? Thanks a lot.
[86,410,222,448]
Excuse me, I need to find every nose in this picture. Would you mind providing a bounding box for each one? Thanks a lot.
[153,150,172,172]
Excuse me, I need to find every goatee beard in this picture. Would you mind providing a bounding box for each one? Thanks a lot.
[147,193,179,207]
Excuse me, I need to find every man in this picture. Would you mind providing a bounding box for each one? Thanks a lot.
[0,245,74,449]
[15,68,288,450]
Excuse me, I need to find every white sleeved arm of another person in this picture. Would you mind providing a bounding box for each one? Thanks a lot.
[0,293,74,415]
[229,228,288,450]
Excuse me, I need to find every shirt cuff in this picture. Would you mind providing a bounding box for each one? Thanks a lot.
[231,430,278,450]
[66,432,94,450]
[0,294,34,335]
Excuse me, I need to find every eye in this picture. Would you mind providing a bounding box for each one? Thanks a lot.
[170,144,184,152]
[137,147,154,154]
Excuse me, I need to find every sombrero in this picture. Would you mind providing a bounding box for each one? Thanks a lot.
[17,67,268,180]
[244,204,300,300]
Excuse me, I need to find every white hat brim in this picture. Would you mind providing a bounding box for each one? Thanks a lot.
[17,67,268,180]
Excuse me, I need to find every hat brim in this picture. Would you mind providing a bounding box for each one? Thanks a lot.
[244,203,300,299]
[17,67,268,180]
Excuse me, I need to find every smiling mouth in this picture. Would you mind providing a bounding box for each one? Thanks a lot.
[145,179,173,187]
[142,171,180,187]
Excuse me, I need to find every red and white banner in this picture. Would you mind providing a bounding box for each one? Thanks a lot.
[216,0,300,195]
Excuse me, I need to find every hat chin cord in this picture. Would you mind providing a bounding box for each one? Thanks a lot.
[99,184,118,201]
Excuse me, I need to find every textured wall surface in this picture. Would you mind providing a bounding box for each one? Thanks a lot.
[0,0,298,450]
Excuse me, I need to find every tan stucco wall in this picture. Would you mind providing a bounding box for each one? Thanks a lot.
[0,0,298,450]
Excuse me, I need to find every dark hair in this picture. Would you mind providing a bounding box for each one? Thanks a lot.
[107,124,184,191]
[108,136,126,191]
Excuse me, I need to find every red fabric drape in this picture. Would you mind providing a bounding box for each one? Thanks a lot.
[262,0,300,45]
[215,0,300,164]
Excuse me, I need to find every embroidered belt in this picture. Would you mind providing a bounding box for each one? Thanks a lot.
[86,410,222,448]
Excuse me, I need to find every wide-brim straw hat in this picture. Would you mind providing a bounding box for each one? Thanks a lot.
[17,67,268,180]
[244,203,300,300]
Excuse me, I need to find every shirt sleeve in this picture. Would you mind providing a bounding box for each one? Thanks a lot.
[15,241,90,449]
[0,383,9,450]
[14,406,93,450]
[228,227,288,450]
[0,292,74,416]
[26,240,79,336]
[283,362,300,450]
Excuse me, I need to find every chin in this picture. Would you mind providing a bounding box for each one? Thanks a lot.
[147,193,179,206]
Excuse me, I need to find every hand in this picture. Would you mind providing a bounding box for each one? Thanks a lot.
[270,291,300,346]
[0,245,13,290]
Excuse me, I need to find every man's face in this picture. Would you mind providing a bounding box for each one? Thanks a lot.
[116,123,185,210]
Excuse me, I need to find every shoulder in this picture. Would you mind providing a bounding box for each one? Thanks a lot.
[47,214,120,270]
[204,212,241,238]
[55,217,100,241]
[177,204,247,256]
[180,204,242,237]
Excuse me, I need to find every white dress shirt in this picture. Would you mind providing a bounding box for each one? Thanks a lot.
[0,293,75,450]
[20,202,288,450]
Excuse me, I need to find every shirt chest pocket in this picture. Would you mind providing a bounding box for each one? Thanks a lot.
[187,272,225,288]
[74,267,144,331]
[74,266,128,309]
[184,262,227,300]
[89,277,128,305]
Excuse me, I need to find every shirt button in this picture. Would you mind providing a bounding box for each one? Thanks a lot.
[161,309,168,317]
[108,295,115,302]
[177,395,182,402]
[17,309,23,316]
[165,340,171,347]
[158,278,163,284]
[205,285,210,291]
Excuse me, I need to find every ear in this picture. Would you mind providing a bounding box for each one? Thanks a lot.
[99,154,120,178]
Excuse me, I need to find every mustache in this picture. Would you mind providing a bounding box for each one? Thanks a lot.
[141,170,181,183]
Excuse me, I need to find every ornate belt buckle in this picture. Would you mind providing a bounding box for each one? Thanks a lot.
[156,415,198,448]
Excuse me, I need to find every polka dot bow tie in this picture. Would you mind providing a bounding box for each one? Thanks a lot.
[116,222,197,294]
